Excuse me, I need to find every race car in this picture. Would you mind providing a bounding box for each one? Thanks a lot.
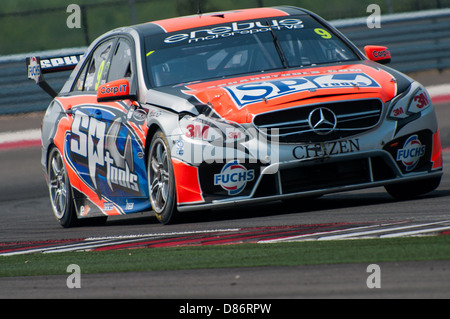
[27,6,443,227]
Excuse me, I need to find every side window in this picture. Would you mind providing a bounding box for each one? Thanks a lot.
[73,62,88,92]
[83,40,115,92]
[108,39,134,84]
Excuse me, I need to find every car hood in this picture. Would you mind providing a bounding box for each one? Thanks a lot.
[147,61,405,124]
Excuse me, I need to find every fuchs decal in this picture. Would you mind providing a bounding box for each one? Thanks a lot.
[27,57,41,83]
[225,73,380,108]
[214,161,255,195]
[396,135,426,172]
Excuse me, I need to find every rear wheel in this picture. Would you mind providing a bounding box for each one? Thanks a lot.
[385,176,441,200]
[48,146,78,228]
[147,130,178,224]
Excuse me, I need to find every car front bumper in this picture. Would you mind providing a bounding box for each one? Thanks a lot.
[170,104,443,211]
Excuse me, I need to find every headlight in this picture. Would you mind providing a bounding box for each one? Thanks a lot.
[408,87,432,113]
[388,83,432,119]
[179,114,248,144]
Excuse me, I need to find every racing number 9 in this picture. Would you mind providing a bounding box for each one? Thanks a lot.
[314,28,332,39]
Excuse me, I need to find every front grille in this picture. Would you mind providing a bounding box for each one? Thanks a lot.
[253,99,383,143]
[252,156,398,198]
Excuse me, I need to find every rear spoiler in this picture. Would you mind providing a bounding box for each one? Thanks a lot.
[26,54,83,98]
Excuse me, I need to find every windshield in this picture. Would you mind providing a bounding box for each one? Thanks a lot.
[144,15,359,87]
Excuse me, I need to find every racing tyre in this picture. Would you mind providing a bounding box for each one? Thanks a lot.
[384,176,441,200]
[147,130,178,224]
[48,146,78,228]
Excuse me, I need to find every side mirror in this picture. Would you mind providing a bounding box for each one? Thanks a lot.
[97,79,136,102]
[364,45,391,64]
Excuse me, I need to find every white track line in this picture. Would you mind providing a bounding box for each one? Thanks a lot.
[317,220,450,240]
[0,129,40,144]
[84,228,240,241]
[380,225,450,238]
[0,228,241,256]
[258,223,388,244]
[259,220,450,243]
[427,84,450,97]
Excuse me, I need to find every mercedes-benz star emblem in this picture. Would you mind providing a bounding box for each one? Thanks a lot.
[308,107,337,135]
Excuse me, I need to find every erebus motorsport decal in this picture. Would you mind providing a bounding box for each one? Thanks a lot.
[66,107,146,199]
[214,161,255,195]
[164,18,304,44]
[225,73,380,108]
[396,135,426,172]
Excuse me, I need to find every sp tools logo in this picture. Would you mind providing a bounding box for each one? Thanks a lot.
[214,161,255,195]
[225,73,379,108]
[67,108,142,198]
[396,135,426,171]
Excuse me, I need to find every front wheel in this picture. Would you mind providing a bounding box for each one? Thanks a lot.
[48,146,78,227]
[147,130,178,224]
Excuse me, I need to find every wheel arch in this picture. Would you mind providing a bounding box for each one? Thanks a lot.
[45,140,56,170]
[145,123,162,165]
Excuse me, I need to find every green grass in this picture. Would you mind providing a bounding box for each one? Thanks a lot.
[1,236,449,277]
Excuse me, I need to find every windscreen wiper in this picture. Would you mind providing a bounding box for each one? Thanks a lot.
[267,20,289,69]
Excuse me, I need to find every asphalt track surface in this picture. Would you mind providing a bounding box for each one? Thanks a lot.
[1,75,450,298]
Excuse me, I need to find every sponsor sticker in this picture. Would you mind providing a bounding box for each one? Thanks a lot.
[27,57,41,83]
[40,55,82,70]
[175,140,184,155]
[410,88,431,113]
[68,108,141,195]
[214,161,255,195]
[396,135,426,171]
[104,202,114,211]
[293,139,361,160]
[164,19,305,44]
[225,73,380,108]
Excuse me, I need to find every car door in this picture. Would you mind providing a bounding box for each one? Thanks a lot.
[65,36,150,216]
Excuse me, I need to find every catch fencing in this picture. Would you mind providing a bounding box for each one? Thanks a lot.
[0,9,449,115]
[334,8,450,73]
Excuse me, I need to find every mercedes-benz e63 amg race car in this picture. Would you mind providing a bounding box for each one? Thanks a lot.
[27,6,443,226]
